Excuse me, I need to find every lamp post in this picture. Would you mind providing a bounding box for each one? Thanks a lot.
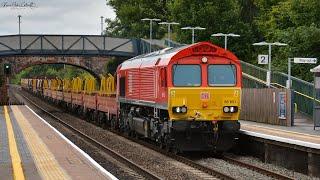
[18,15,21,34]
[141,18,161,52]
[100,16,104,35]
[253,41,288,87]
[211,33,240,50]
[181,26,206,44]
[158,22,179,47]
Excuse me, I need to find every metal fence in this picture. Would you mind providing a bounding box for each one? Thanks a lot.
[137,39,164,54]
[242,75,268,88]
[241,60,316,117]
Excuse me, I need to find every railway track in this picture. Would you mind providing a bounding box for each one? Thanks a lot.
[117,130,295,180]
[16,88,295,180]
[18,92,161,180]
[222,156,294,180]
[123,135,235,180]
[16,88,235,180]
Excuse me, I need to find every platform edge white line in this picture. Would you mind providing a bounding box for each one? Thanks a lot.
[25,105,118,180]
[240,129,320,150]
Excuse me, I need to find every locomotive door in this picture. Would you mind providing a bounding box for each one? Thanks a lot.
[157,67,167,103]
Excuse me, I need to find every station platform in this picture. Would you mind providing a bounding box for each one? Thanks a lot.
[0,105,117,180]
[240,120,320,149]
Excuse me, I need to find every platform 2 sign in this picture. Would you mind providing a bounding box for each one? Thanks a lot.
[278,92,286,120]
[258,55,268,65]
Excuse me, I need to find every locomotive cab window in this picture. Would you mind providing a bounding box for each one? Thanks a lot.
[208,65,236,86]
[172,65,201,87]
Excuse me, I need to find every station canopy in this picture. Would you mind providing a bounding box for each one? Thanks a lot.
[310,65,320,73]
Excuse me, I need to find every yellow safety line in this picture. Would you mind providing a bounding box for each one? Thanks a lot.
[11,106,70,180]
[241,123,320,139]
[4,106,25,180]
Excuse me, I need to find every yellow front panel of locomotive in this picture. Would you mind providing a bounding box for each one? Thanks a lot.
[168,87,241,121]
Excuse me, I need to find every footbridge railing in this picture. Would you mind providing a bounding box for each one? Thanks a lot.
[0,35,149,57]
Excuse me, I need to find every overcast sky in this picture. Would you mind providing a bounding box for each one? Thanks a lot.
[0,0,116,35]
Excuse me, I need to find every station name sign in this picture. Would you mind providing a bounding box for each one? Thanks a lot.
[294,58,317,64]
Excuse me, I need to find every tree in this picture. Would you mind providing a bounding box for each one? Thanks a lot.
[103,0,320,81]
[105,0,168,38]
[253,0,320,81]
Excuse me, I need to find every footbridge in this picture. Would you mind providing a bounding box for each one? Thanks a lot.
[0,34,152,76]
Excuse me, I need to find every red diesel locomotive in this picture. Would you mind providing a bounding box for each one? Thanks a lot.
[23,42,242,153]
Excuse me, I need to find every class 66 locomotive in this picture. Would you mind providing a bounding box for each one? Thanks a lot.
[21,42,241,153]
[118,42,241,153]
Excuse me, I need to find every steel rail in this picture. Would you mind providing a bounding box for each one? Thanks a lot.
[19,92,162,180]
[223,156,294,180]
[107,128,235,180]
[128,138,235,180]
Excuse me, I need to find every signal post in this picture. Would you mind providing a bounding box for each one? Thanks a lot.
[0,62,10,104]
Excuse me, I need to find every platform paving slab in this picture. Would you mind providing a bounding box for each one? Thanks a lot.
[0,105,116,180]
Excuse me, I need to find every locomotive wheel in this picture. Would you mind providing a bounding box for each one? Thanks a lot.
[133,131,138,139]
[158,138,165,149]
[164,135,172,152]
[159,141,165,149]
[172,146,180,155]
[165,144,171,153]
[213,151,223,158]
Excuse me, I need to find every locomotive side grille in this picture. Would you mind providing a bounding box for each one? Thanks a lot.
[127,69,140,97]
[139,68,155,100]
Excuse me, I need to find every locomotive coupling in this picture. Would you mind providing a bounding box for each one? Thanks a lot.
[212,121,218,132]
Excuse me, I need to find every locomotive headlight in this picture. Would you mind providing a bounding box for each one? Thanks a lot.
[223,106,238,113]
[223,106,230,113]
[181,107,187,113]
[201,56,208,63]
[172,106,187,113]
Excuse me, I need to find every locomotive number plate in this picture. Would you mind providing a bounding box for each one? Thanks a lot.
[224,99,237,104]
[200,92,210,100]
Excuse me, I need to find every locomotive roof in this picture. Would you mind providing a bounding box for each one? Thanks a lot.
[119,42,238,70]
[128,44,190,61]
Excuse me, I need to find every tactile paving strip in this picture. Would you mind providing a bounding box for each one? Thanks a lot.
[11,106,71,180]
[8,106,41,179]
